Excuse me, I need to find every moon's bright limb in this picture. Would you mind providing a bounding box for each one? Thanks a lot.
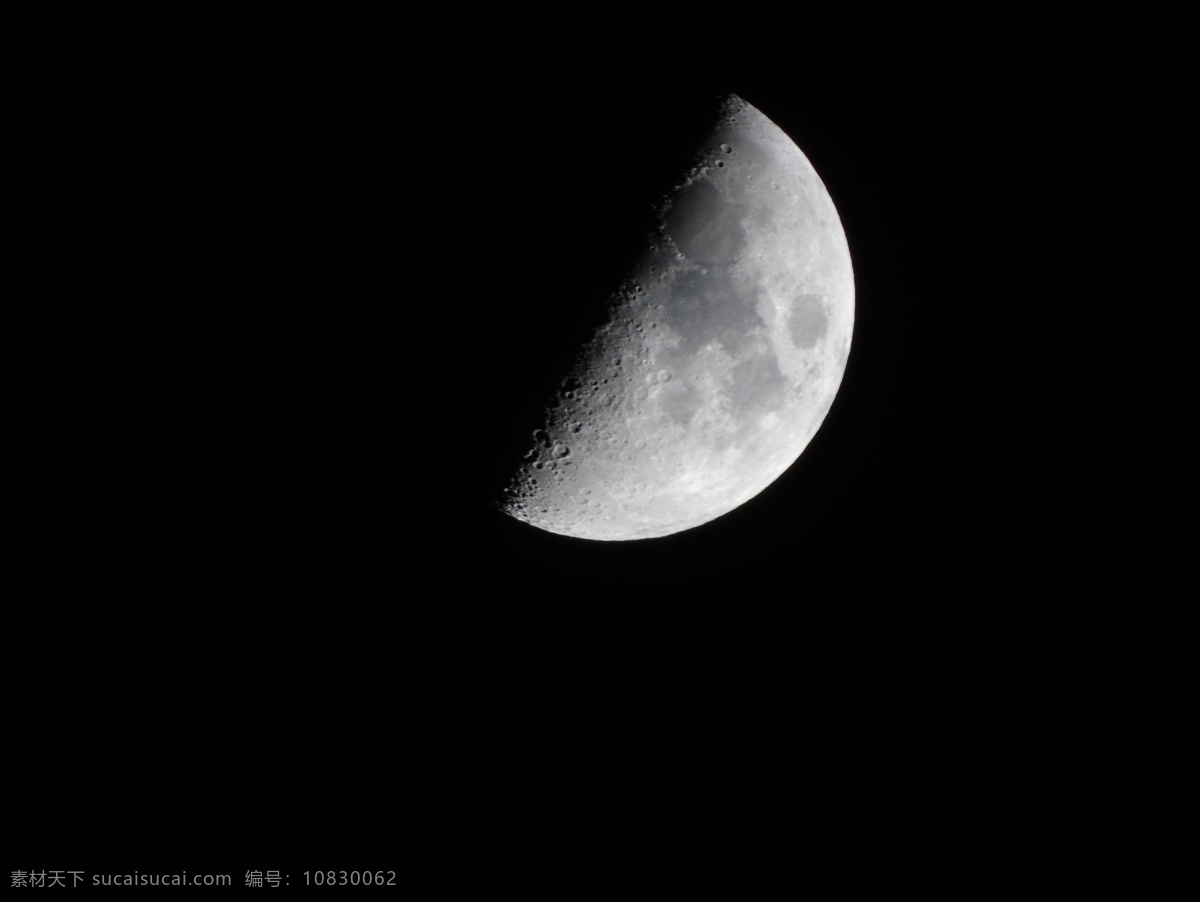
[503,95,854,540]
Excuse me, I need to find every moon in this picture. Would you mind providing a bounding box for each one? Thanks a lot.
[502,95,854,540]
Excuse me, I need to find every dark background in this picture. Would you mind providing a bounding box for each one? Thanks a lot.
[10,9,1184,892]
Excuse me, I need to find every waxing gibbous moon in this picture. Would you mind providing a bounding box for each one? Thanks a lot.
[502,95,854,541]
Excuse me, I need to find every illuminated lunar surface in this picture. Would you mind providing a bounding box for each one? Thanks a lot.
[503,95,854,540]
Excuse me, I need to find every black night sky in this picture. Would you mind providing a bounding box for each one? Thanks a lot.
[10,9,1184,892]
